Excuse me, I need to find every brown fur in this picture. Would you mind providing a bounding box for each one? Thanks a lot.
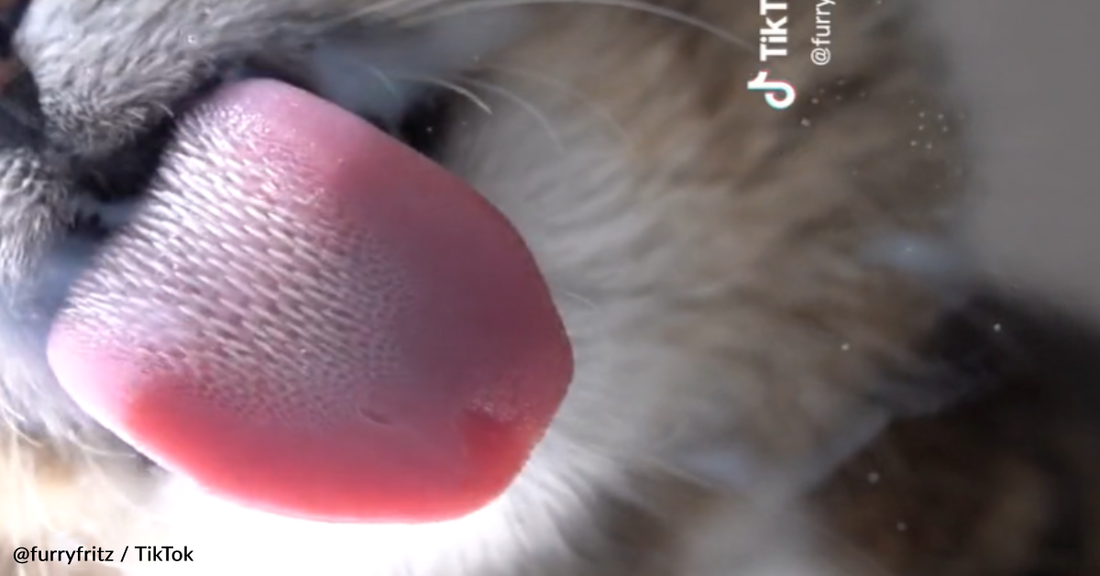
[815,293,1100,576]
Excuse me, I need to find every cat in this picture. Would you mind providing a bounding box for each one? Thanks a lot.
[0,0,1096,575]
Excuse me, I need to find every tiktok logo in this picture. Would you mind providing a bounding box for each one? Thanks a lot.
[746,70,796,110]
[750,0,795,110]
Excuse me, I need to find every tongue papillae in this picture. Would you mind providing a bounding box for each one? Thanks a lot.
[46,80,573,523]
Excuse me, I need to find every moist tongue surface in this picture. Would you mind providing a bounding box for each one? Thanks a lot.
[46,79,573,523]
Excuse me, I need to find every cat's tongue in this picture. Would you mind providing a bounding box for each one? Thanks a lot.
[46,79,572,523]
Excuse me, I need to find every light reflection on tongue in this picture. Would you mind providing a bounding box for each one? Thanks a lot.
[46,80,573,523]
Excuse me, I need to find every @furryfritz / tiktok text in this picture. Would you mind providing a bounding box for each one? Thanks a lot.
[12,545,196,566]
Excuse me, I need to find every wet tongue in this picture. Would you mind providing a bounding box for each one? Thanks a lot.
[46,79,572,523]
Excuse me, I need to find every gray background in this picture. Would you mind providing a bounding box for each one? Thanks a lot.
[933,1,1100,315]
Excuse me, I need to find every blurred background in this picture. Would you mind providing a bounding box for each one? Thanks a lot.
[935,1,1100,316]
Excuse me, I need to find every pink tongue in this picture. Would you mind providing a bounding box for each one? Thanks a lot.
[46,80,572,523]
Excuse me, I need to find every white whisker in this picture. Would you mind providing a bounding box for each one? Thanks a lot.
[0,410,41,449]
[387,73,495,116]
[364,66,409,130]
[458,77,565,152]
[482,65,636,151]
[402,0,755,56]
[316,0,434,29]
[74,448,171,526]
[366,66,404,102]
[62,432,138,460]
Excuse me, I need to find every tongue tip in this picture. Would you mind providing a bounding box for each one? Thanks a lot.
[48,324,570,524]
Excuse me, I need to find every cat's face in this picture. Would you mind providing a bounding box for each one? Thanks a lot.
[0,0,970,573]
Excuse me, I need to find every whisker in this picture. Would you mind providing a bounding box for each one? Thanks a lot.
[481,65,635,151]
[74,448,168,525]
[386,72,495,116]
[61,430,139,460]
[0,408,41,450]
[401,0,755,57]
[314,0,404,27]
[457,76,565,152]
[557,288,598,313]
[316,0,442,30]
[366,66,402,99]
[364,66,409,129]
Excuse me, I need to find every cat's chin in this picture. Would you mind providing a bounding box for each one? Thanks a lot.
[46,78,574,525]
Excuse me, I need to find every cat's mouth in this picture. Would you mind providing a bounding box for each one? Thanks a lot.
[2,29,573,524]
